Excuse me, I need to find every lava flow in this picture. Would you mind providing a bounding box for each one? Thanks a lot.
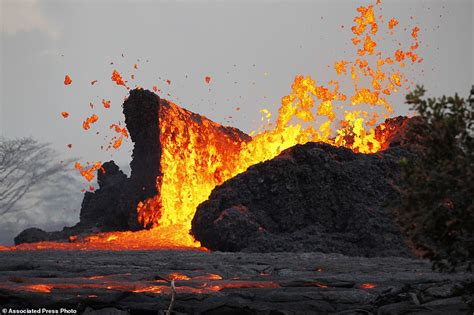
[3,0,422,251]
[135,0,422,248]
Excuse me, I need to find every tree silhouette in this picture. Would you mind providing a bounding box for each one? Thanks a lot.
[0,137,73,216]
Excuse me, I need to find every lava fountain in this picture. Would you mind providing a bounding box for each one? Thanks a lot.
[4,0,422,251]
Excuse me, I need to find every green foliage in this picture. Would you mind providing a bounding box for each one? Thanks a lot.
[399,86,473,271]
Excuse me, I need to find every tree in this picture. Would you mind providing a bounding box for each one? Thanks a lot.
[0,137,73,216]
[397,86,473,271]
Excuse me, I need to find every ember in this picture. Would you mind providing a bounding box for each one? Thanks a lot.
[74,161,102,182]
[102,99,111,108]
[111,69,127,88]
[82,114,99,130]
[64,75,72,85]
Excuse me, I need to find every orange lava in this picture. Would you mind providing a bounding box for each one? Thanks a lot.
[82,114,99,130]
[2,0,422,252]
[168,273,191,281]
[111,69,127,88]
[360,283,377,289]
[23,284,52,293]
[64,75,72,85]
[127,0,421,250]
[102,99,111,109]
[61,112,69,118]
[74,161,103,182]
[388,18,399,30]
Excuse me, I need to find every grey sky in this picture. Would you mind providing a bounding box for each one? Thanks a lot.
[0,0,472,244]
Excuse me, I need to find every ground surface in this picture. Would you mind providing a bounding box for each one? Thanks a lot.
[0,250,472,314]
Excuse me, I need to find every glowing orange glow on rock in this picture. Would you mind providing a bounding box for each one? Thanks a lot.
[207,281,280,291]
[193,273,223,281]
[168,273,191,281]
[360,283,376,289]
[64,75,72,85]
[130,0,422,248]
[24,284,52,293]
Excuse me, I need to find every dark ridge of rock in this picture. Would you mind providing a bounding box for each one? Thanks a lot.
[14,161,130,245]
[78,161,129,230]
[13,228,50,245]
[120,89,163,230]
[191,142,415,257]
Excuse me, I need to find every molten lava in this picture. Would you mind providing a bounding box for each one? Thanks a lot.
[134,0,422,249]
[5,0,422,251]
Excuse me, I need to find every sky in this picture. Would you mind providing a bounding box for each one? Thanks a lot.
[0,0,473,244]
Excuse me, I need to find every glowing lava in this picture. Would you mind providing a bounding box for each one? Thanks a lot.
[134,0,422,249]
[6,0,422,251]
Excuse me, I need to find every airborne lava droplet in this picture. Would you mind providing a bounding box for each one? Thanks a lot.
[205,76,211,84]
[91,80,98,85]
[75,161,102,182]
[64,75,72,85]
[388,18,399,29]
[113,137,122,149]
[82,114,99,130]
[61,112,69,118]
[102,99,111,109]
[111,70,127,87]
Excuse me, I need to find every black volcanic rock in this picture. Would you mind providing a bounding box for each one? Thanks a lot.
[78,161,129,231]
[14,228,50,245]
[191,142,414,257]
[119,89,163,230]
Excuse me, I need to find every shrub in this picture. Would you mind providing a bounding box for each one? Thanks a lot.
[398,86,473,271]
